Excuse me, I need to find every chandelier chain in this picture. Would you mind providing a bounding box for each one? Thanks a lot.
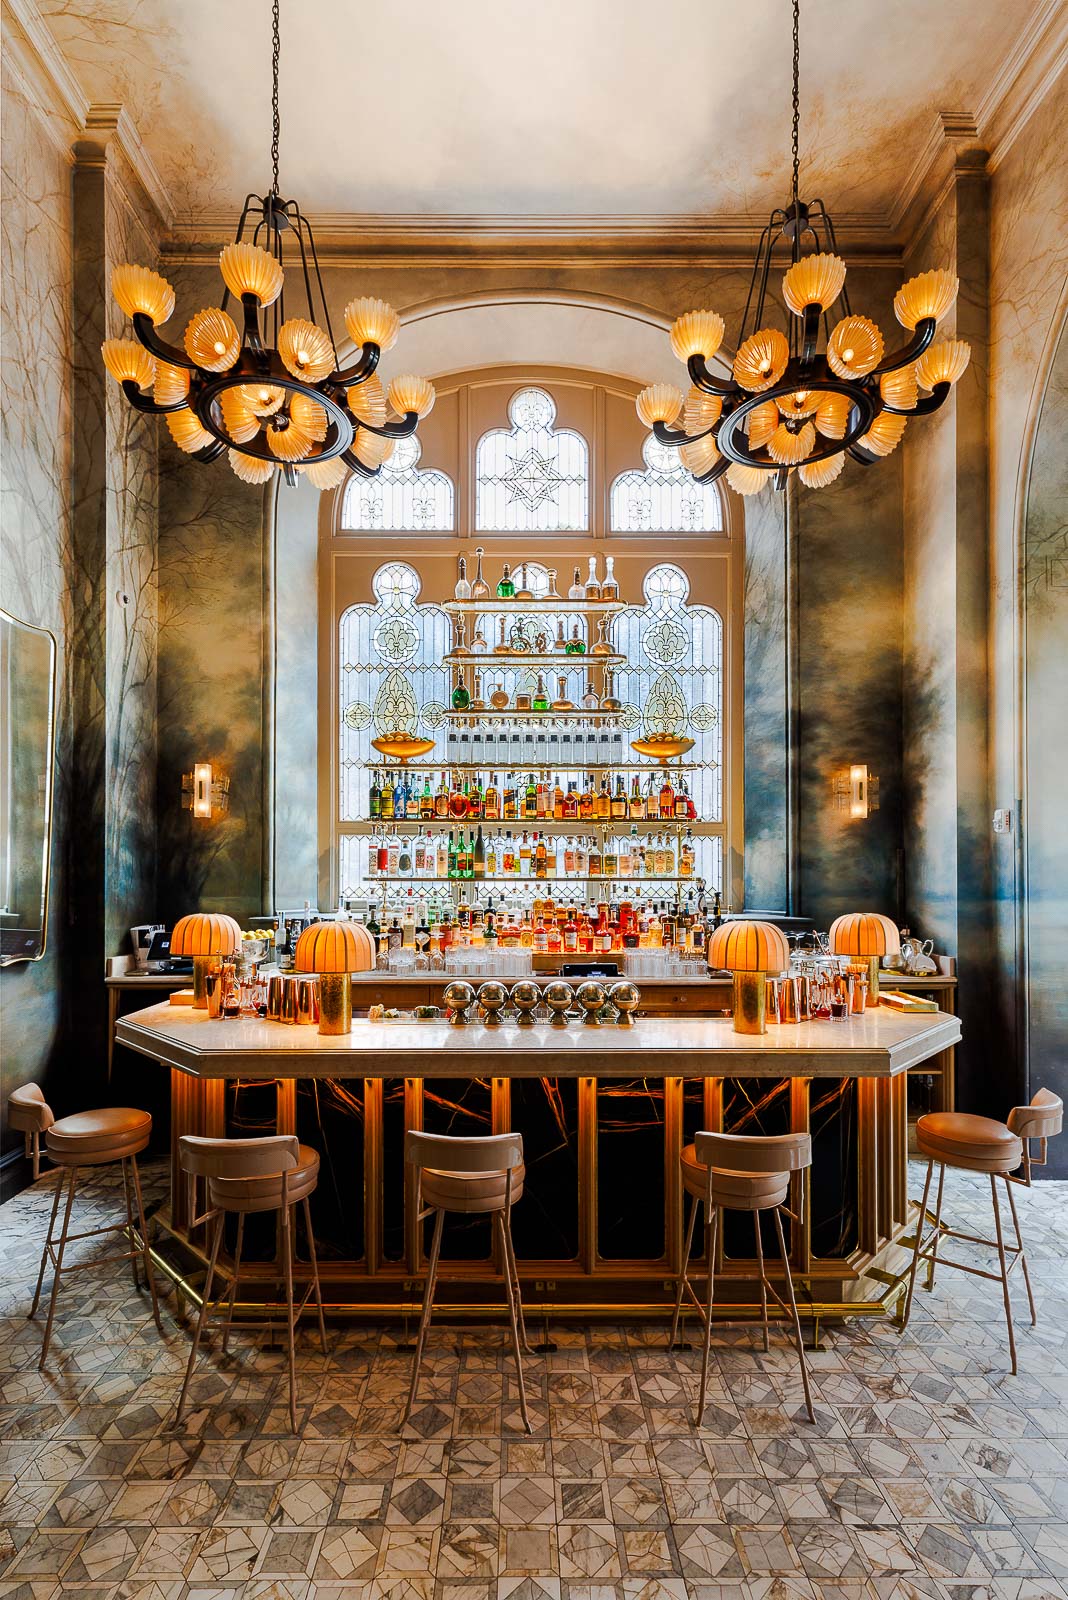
[790,0,800,211]
[270,0,281,196]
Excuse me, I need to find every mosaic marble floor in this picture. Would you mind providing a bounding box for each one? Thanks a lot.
[1,1161,1067,1600]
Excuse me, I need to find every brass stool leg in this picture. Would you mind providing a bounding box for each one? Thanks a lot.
[500,1204,533,1355]
[901,1159,934,1328]
[130,1154,163,1335]
[175,1210,224,1428]
[989,1174,1018,1375]
[927,1162,946,1291]
[39,1166,78,1369]
[281,1200,298,1431]
[753,1212,770,1353]
[403,1207,444,1425]
[30,1167,65,1318]
[121,1160,141,1291]
[497,1211,532,1434]
[222,1215,244,1354]
[1002,1177,1037,1327]
[773,1204,814,1423]
[302,1196,329,1355]
[669,1192,699,1349]
[696,1203,718,1427]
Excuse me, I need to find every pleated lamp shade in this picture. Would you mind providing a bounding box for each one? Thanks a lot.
[294,922,376,973]
[708,920,790,974]
[170,913,242,957]
[827,912,900,958]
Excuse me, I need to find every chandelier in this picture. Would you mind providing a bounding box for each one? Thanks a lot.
[635,0,971,496]
[99,0,434,491]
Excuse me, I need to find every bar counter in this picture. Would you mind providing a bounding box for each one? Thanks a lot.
[117,1001,961,1323]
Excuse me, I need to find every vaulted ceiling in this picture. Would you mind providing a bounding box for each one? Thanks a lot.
[29,0,1056,240]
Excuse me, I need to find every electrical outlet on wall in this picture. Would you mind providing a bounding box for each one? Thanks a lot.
[993,808,1012,834]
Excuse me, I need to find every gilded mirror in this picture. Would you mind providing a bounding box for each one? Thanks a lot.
[0,610,57,964]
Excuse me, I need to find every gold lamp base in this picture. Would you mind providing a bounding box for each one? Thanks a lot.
[192,955,215,1008]
[867,955,882,1005]
[318,972,352,1036]
[731,970,767,1034]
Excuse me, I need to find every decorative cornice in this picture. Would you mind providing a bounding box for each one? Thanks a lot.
[79,103,174,227]
[978,0,1068,171]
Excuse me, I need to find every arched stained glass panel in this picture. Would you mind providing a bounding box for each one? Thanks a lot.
[610,435,723,532]
[476,387,589,531]
[341,435,454,532]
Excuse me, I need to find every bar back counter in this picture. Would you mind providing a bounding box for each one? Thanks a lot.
[117,980,960,1329]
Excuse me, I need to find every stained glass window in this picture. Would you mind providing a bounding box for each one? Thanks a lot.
[341,435,454,532]
[610,435,723,532]
[475,387,588,531]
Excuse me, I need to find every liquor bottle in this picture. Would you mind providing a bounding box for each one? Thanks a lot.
[599,667,621,710]
[502,831,516,874]
[629,776,645,819]
[519,829,532,875]
[448,774,468,819]
[679,829,696,879]
[533,915,548,954]
[367,829,379,879]
[473,824,485,879]
[486,830,498,876]
[553,774,565,820]
[377,829,390,876]
[581,680,599,710]
[503,775,517,821]
[435,771,450,819]
[406,779,420,821]
[546,568,562,599]
[496,563,515,600]
[659,771,675,818]
[277,919,294,972]
[484,772,501,820]
[452,668,470,711]
[366,904,381,959]
[563,905,578,953]
[674,782,689,821]
[380,771,395,820]
[645,773,660,820]
[601,554,619,602]
[468,772,483,819]
[436,832,448,877]
[579,776,594,821]
[546,913,562,955]
[565,623,586,656]
[401,897,416,950]
[534,833,547,878]
[594,777,611,820]
[584,555,601,600]
[568,565,585,600]
[554,620,568,653]
[532,673,550,713]
[369,769,381,820]
[454,555,471,600]
[471,546,490,599]
[524,774,538,820]
[418,774,432,820]
[414,832,428,877]
[611,776,627,820]
[398,832,413,877]
[587,836,602,876]
[563,781,579,821]
[447,830,458,879]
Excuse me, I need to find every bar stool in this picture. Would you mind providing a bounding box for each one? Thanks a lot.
[175,1135,327,1431]
[8,1084,162,1368]
[403,1130,532,1433]
[671,1130,814,1425]
[902,1089,1063,1372]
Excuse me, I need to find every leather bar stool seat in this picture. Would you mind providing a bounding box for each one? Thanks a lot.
[421,1160,526,1213]
[916,1112,1022,1173]
[681,1144,789,1210]
[46,1107,152,1167]
[9,1084,52,1179]
[207,1143,320,1214]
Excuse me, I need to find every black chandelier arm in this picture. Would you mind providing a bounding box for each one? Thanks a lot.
[352,411,420,441]
[652,420,716,449]
[192,439,227,464]
[693,454,732,486]
[340,447,382,480]
[872,317,936,376]
[132,312,199,371]
[846,442,879,467]
[119,380,190,415]
[329,343,382,387]
[240,293,265,355]
[800,303,821,365]
[687,354,737,397]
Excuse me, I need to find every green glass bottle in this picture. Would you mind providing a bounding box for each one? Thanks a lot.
[532,672,550,713]
[564,623,586,656]
[496,562,515,600]
[451,668,470,711]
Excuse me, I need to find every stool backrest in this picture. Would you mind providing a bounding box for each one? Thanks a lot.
[1007,1088,1063,1141]
[179,1133,300,1179]
[694,1130,812,1173]
[405,1130,523,1173]
[8,1082,54,1134]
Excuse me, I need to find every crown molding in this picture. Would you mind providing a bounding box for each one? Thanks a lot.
[978,0,1068,171]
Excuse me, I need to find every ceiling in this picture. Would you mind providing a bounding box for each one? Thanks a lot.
[34,0,1045,230]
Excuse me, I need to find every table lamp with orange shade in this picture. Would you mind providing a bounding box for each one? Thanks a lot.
[294,921,376,1035]
[708,919,792,1035]
[827,912,901,1004]
[169,913,243,1007]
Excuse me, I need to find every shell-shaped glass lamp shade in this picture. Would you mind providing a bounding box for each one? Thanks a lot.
[219,241,283,306]
[355,428,396,469]
[725,461,769,496]
[295,921,376,973]
[779,387,819,419]
[387,374,436,418]
[827,315,884,379]
[814,391,851,439]
[636,383,684,428]
[708,918,791,973]
[767,420,816,465]
[228,448,275,484]
[669,309,725,363]
[170,912,243,957]
[858,410,908,457]
[154,361,190,406]
[799,451,845,488]
[290,390,329,442]
[101,338,156,389]
[302,456,348,490]
[893,268,958,330]
[219,387,261,445]
[915,339,971,389]
[679,434,719,475]
[241,382,286,417]
[782,252,847,314]
[278,317,335,382]
[733,328,789,392]
[746,399,780,449]
[184,307,241,372]
[348,373,387,426]
[879,363,918,409]
[111,263,175,326]
[828,911,900,958]
[683,385,722,434]
[165,406,214,453]
[267,417,315,461]
[344,296,400,352]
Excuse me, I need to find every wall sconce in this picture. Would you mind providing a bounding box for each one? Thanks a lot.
[832,763,879,820]
[182,762,229,820]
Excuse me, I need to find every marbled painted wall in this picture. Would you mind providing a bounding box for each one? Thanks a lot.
[742,489,788,911]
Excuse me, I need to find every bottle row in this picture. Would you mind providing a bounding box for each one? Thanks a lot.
[363,827,700,882]
[369,769,699,823]
[449,615,616,659]
[450,666,621,713]
[454,550,620,605]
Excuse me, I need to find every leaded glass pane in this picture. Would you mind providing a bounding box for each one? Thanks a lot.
[476,387,588,531]
[341,435,454,532]
[610,435,723,532]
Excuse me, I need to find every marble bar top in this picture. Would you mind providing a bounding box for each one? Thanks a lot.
[116,1002,961,1081]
